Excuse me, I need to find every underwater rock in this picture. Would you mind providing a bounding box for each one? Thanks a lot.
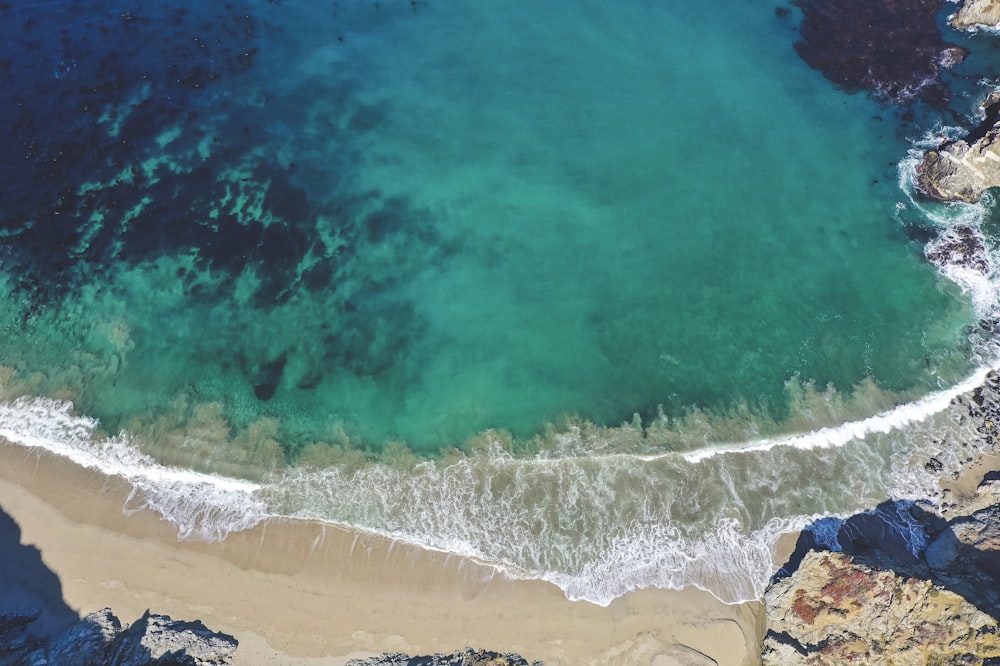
[0,608,238,666]
[792,0,966,107]
[924,223,992,275]
[917,92,1000,202]
[950,0,1000,31]
[762,550,1000,665]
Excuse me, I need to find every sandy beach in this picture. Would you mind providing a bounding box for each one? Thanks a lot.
[0,438,765,665]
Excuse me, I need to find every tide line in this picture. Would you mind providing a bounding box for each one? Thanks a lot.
[682,364,996,463]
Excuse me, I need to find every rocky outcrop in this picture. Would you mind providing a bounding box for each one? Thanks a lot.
[346,648,542,666]
[916,93,1000,202]
[0,608,238,666]
[951,0,1000,31]
[924,223,992,275]
[764,456,1000,664]
[762,551,1000,666]
[763,551,1000,665]
[925,481,1000,613]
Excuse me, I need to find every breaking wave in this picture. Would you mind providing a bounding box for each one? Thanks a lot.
[3,351,999,606]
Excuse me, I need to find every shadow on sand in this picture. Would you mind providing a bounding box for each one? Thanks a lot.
[0,503,78,638]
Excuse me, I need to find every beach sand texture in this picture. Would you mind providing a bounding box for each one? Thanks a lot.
[0,439,764,665]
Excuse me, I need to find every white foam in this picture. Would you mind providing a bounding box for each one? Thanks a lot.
[682,364,995,463]
[0,376,990,607]
[0,396,269,542]
[542,514,817,606]
[273,455,824,606]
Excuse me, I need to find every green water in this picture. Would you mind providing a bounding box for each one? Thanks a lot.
[0,0,974,460]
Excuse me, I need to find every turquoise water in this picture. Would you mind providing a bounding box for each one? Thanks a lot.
[0,0,973,455]
[0,0,994,604]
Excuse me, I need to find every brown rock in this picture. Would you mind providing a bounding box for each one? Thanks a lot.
[951,0,1000,31]
[762,551,1000,665]
[917,93,1000,202]
[916,142,1000,202]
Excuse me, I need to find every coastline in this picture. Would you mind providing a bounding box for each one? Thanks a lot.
[0,438,765,665]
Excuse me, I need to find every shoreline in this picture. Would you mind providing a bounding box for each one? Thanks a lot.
[0,438,765,665]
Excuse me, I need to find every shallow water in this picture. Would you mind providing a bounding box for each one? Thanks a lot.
[0,0,998,604]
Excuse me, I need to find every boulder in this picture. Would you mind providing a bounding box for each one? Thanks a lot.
[916,140,1000,202]
[917,93,1000,202]
[0,609,45,665]
[924,224,991,275]
[105,611,238,666]
[42,608,123,666]
[762,550,1000,665]
[951,0,1000,31]
[0,607,237,666]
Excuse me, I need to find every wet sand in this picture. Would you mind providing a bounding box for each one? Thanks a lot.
[0,439,765,665]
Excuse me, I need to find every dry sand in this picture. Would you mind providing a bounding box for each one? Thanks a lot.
[0,439,765,665]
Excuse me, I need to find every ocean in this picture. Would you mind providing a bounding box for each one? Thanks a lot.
[1,0,998,605]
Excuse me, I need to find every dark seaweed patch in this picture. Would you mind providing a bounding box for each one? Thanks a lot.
[792,0,965,108]
[248,350,288,401]
[0,0,264,298]
[0,0,450,438]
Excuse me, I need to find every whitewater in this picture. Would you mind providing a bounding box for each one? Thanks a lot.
[3,0,1000,608]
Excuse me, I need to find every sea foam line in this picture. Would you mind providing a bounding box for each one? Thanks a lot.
[0,396,269,541]
[0,396,260,492]
[682,364,996,463]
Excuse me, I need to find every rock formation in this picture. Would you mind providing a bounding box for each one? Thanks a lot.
[951,0,1000,31]
[916,93,1000,202]
[764,447,1000,665]
[924,223,992,275]
[346,648,542,666]
[0,608,238,666]
[763,551,1000,665]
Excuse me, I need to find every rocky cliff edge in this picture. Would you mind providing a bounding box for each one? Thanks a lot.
[763,465,1000,664]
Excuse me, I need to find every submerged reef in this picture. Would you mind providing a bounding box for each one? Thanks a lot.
[791,0,966,107]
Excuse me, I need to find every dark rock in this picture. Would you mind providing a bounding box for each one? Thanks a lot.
[106,610,238,666]
[0,609,45,665]
[924,224,991,275]
[346,647,543,666]
[249,350,288,401]
[1,607,237,666]
[41,608,123,666]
